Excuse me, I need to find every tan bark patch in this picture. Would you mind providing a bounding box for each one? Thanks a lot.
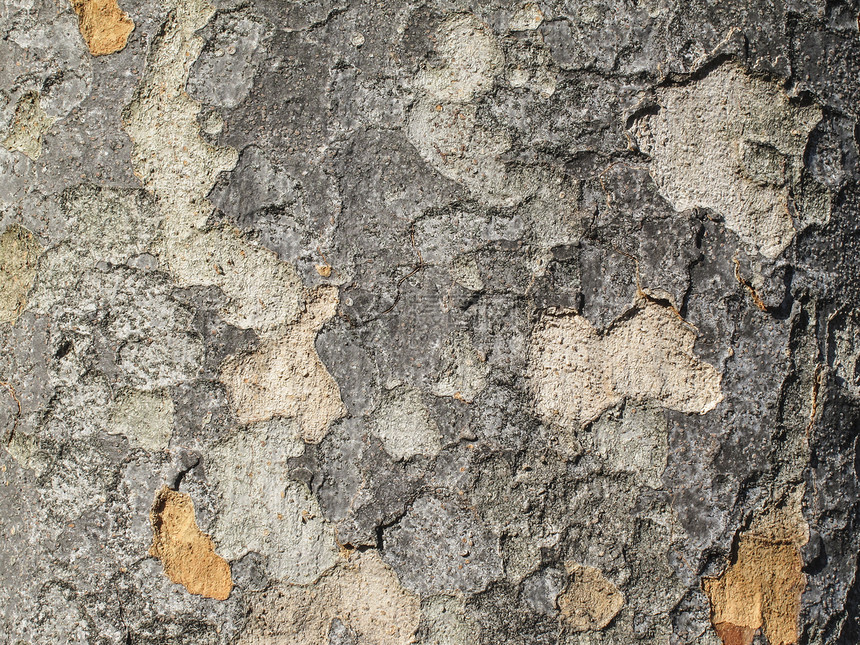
[530,300,723,426]
[558,563,624,632]
[704,535,805,645]
[220,286,346,442]
[241,551,420,645]
[149,486,232,601]
[70,0,134,56]
[0,225,43,325]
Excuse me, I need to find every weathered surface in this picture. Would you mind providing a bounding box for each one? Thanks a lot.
[0,225,42,324]
[558,563,625,632]
[70,0,135,56]
[149,486,233,600]
[1,0,859,643]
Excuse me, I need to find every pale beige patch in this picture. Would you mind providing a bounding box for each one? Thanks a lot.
[120,0,237,233]
[108,389,173,452]
[0,225,43,324]
[2,93,55,160]
[121,0,297,334]
[558,563,624,632]
[510,3,544,31]
[149,486,232,601]
[631,63,823,258]
[220,286,346,442]
[122,0,343,440]
[240,551,420,645]
[530,300,723,426]
[373,385,441,460]
[70,0,134,56]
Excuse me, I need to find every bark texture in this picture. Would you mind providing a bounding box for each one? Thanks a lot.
[1,0,859,643]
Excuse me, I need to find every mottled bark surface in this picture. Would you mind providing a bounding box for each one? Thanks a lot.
[1,0,859,643]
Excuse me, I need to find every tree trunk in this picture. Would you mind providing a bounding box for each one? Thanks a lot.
[1,0,858,643]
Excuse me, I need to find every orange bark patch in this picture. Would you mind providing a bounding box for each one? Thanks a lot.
[149,486,232,601]
[704,535,805,645]
[70,0,134,56]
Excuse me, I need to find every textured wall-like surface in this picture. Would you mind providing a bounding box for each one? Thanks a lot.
[1,0,859,643]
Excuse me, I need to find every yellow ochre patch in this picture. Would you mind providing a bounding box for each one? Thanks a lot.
[149,486,232,601]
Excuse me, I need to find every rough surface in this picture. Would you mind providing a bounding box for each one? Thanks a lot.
[530,299,724,426]
[0,225,42,324]
[70,0,135,56]
[1,0,859,643]
[630,64,825,259]
[149,486,233,601]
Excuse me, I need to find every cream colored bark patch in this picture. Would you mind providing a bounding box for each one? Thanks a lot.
[121,0,236,220]
[530,301,722,426]
[122,0,343,440]
[2,92,55,161]
[220,287,345,442]
[241,551,420,645]
[70,0,134,56]
[108,389,173,452]
[558,563,624,632]
[149,486,232,600]
[0,225,43,324]
[165,225,304,333]
[207,419,338,585]
[631,64,823,258]
[122,0,303,334]
[373,386,441,461]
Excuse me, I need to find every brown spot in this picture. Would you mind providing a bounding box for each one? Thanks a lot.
[149,486,232,600]
[558,563,624,632]
[715,622,758,645]
[70,0,134,56]
[0,225,43,325]
[704,534,805,645]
